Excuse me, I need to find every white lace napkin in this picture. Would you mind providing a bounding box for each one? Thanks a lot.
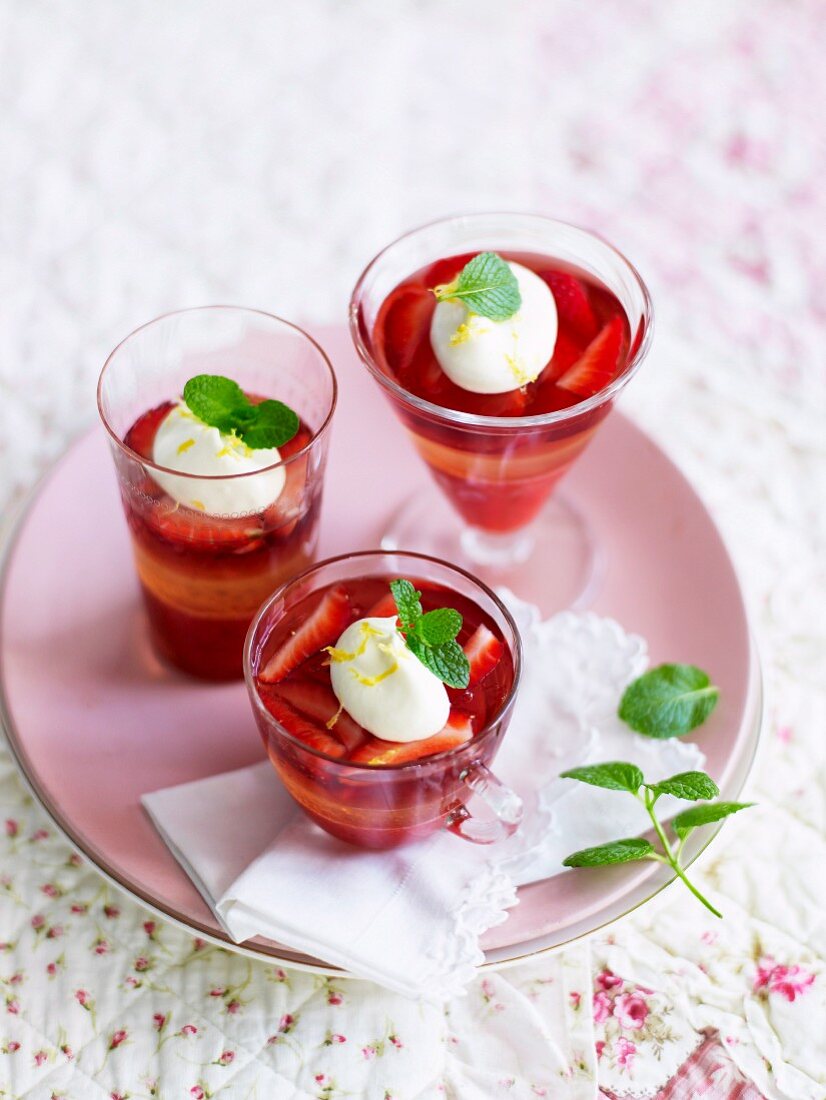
[495,596,706,885]
[143,601,704,999]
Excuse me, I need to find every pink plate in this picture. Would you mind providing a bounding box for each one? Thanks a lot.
[0,325,761,974]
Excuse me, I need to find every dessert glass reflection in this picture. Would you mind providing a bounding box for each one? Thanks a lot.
[98,307,336,680]
[349,213,653,612]
[244,550,523,849]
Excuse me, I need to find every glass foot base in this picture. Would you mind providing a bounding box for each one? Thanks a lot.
[380,484,603,616]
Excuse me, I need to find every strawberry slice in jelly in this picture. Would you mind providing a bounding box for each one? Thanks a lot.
[349,714,474,767]
[379,285,434,377]
[542,271,598,343]
[365,592,399,618]
[262,427,312,538]
[259,585,353,683]
[464,625,504,685]
[149,505,264,551]
[124,401,175,460]
[269,679,366,753]
[260,692,347,758]
[459,386,530,418]
[544,330,585,383]
[425,252,477,288]
[556,317,624,398]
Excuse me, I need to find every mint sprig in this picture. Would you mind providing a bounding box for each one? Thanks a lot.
[432,252,521,322]
[560,761,754,917]
[389,579,470,689]
[183,374,299,450]
[619,664,720,739]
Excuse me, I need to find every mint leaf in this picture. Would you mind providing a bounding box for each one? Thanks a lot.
[184,374,247,433]
[407,637,470,690]
[619,664,719,739]
[563,838,655,867]
[237,399,299,449]
[183,374,299,450]
[390,580,470,688]
[646,771,719,802]
[433,252,522,321]
[673,801,754,839]
[560,762,644,795]
[416,608,462,646]
[390,579,423,628]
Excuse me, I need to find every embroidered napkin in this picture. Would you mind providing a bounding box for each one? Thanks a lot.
[143,599,705,999]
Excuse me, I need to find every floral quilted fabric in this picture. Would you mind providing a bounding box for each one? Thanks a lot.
[2,0,826,1096]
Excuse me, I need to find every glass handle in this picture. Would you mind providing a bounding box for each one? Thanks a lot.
[445,762,524,844]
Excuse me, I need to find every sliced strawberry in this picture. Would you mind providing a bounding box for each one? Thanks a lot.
[544,330,584,383]
[556,318,624,398]
[150,505,264,551]
[277,426,312,462]
[365,592,399,618]
[259,585,353,683]
[349,714,474,767]
[463,625,504,685]
[426,252,476,288]
[263,433,312,540]
[542,271,598,342]
[380,285,434,375]
[460,386,529,417]
[124,401,175,461]
[258,691,346,758]
[270,679,366,753]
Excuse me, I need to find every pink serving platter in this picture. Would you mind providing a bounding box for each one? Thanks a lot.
[0,324,761,976]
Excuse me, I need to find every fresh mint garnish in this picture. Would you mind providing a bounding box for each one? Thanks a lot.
[561,660,751,917]
[563,838,655,867]
[561,763,754,918]
[646,771,720,802]
[389,579,471,689]
[182,374,299,450]
[559,762,644,795]
[673,800,753,839]
[389,579,423,626]
[432,251,522,322]
[619,664,720,739]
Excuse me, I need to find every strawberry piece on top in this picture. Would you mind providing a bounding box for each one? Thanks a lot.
[556,317,624,398]
[259,585,352,683]
[269,679,366,753]
[542,271,598,343]
[259,691,347,758]
[349,714,473,767]
[464,625,504,685]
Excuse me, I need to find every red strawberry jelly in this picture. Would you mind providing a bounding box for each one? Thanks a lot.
[250,576,516,848]
[376,252,631,415]
[371,253,639,532]
[119,401,320,680]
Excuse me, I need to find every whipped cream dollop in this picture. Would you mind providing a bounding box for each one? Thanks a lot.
[329,616,450,742]
[430,261,558,394]
[151,401,286,515]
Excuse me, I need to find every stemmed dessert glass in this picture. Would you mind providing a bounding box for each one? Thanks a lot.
[350,213,653,612]
[98,306,337,681]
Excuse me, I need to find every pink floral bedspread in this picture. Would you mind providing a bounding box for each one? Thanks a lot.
[1,1,825,1096]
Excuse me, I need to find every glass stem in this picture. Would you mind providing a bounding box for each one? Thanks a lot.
[460,525,535,569]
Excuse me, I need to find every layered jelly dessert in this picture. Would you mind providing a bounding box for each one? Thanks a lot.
[120,378,321,680]
[248,571,517,847]
[364,249,642,532]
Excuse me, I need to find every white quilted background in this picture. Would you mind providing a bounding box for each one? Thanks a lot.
[1,1,825,1097]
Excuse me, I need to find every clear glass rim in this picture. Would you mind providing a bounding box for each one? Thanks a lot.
[97,305,338,481]
[349,211,654,430]
[243,548,523,771]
